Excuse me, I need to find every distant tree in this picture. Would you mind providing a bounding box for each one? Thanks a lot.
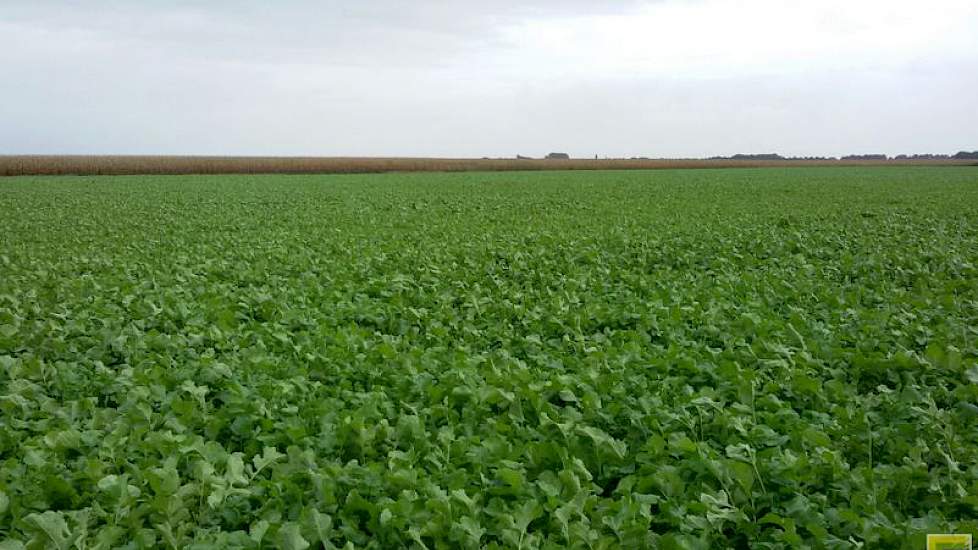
[841,154,888,161]
[712,153,785,161]
[953,151,978,160]
[546,152,570,160]
[732,153,784,161]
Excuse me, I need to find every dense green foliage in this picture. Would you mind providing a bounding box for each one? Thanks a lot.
[1,167,977,549]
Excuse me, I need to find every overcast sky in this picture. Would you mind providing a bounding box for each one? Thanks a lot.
[2,0,976,158]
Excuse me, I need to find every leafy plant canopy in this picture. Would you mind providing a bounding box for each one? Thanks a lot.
[0,167,977,548]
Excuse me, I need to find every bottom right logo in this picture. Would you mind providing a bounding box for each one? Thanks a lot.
[928,534,973,550]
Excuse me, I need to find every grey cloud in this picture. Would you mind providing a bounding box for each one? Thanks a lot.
[1,1,975,157]
[4,1,645,67]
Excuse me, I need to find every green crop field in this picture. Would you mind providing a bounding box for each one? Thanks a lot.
[1,167,977,549]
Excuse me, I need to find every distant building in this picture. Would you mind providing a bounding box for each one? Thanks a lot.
[546,152,570,160]
[516,155,533,160]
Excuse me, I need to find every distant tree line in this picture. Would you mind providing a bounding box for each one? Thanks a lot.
[703,151,978,161]
[707,153,841,161]
[893,154,950,160]
[511,151,978,161]
[707,153,840,161]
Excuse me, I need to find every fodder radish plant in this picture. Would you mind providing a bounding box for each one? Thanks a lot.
[1,167,977,548]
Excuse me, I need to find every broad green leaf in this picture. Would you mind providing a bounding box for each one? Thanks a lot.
[25,511,72,550]
[278,522,310,550]
[252,446,285,477]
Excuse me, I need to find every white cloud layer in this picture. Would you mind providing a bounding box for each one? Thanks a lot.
[1,0,976,157]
